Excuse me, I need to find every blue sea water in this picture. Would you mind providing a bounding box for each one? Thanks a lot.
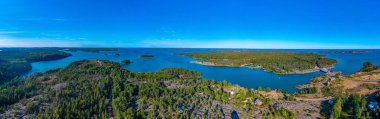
[29,49,380,92]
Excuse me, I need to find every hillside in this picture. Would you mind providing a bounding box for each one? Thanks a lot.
[296,62,380,118]
[0,60,297,119]
[298,62,380,98]
[1,60,379,119]
[0,48,72,83]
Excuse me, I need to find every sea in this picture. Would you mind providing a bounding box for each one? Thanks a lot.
[28,48,380,92]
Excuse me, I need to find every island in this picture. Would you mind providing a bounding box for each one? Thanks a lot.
[62,48,117,53]
[139,54,154,58]
[121,59,131,64]
[181,50,338,74]
[322,49,372,54]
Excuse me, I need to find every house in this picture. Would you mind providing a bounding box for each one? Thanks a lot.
[368,102,378,110]
[329,76,335,81]
[227,90,235,95]
[326,81,331,86]
[96,60,104,66]
[255,99,263,106]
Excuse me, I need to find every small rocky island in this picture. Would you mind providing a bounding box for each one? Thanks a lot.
[139,54,154,58]
[121,59,131,64]
[181,50,338,74]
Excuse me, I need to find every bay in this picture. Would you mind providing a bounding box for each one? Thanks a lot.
[29,49,380,92]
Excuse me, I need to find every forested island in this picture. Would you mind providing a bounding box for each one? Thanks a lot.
[121,59,131,65]
[0,60,379,118]
[62,48,117,53]
[181,50,338,74]
[0,48,72,83]
[140,54,154,58]
[323,50,372,54]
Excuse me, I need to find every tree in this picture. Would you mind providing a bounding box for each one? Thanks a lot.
[363,62,374,69]
[361,62,378,72]
[332,98,343,119]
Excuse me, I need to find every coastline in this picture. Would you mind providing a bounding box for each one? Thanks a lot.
[191,60,335,74]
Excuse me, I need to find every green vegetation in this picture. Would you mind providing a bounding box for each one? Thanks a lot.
[265,107,295,119]
[296,61,380,118]
[0,48,72,83]
[0,77,40,112]
[121,59,131,65]
[257,86,272,92]
[0,60,280,118]
[139,54,154,58]
[181,50,337,74]
[298,87,318,94]
[315,62,380,97]
[323,50,372,54]
[360,62,380,72]
[2,59,380,118]
[328,94,380,119]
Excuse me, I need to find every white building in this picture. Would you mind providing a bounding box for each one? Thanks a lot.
[255,99,263,106]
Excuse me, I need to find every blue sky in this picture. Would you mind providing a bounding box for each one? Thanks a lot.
[0,0,379,48]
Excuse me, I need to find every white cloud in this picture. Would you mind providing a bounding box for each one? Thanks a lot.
[0,31,23,34]
[20,18,68,22]
[0,37,80,47]
[51,18,67,21]
[0,36,131,47]
[0,29,23,35]
[0,36,378,49]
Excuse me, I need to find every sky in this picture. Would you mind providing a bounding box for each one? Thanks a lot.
[0,0,379,49]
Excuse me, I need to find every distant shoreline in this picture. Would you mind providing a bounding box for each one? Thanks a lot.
[191,60,335,74]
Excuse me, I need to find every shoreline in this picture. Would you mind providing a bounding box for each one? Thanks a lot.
[191,60,335,74]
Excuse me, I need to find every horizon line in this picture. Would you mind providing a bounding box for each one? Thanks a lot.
[0,46,379,50]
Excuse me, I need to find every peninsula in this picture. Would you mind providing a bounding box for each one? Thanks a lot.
[181,50,337,74]
[0,48,72,83]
